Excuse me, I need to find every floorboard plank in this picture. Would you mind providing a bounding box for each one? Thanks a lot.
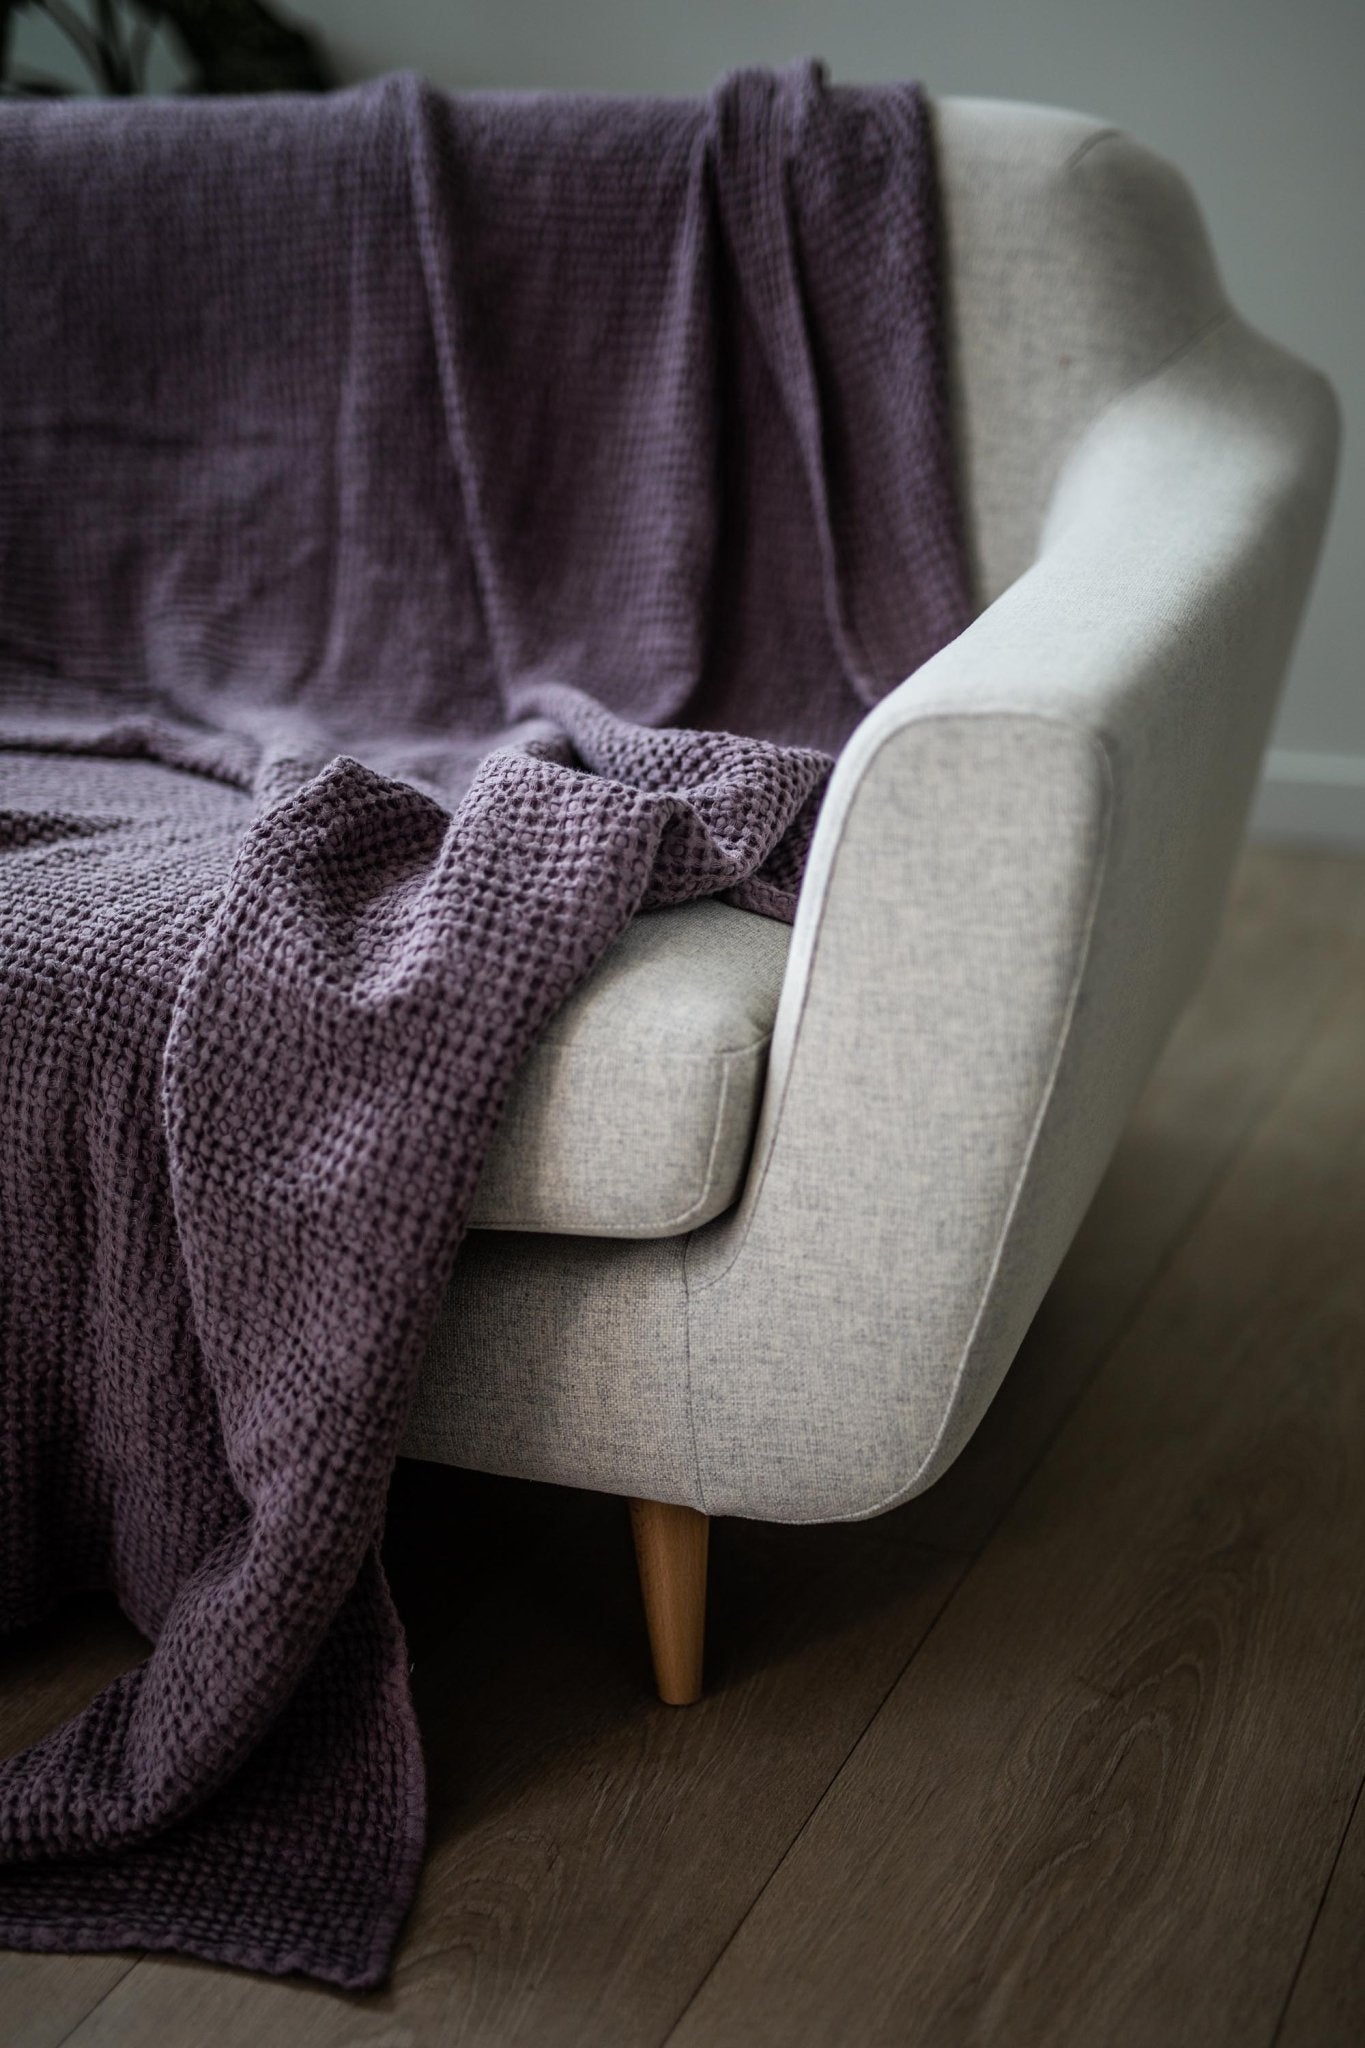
[668,967,1365,2048]
[0,1596,146,1764]
[0,1599,146,2048]
[0,1954,140,2048]
[1276,1771,1365,2048]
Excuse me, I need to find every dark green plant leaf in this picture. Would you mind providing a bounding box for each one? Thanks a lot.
[0,2,40,86]
[152,0,333,93]
[1,0,334,97]
[3,65,75,92]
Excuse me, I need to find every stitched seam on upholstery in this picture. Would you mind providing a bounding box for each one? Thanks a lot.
[855,724,1115,1518]
[533,1028,776,1060]
[472,1043,762,1236]
[1053,118,1239,428]
[683,1230,706,1508]
[1082,305,1236,425]
[1059,124,1123,176]
[682,711,1113,1522]
[684,708,1098,1296]
[654,1048,745,1232]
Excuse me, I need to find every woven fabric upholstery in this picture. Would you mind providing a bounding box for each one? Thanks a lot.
[469,900,789,1236]
[934,97,1229,604]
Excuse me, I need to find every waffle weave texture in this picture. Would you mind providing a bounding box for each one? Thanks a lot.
[0,67,969,1984]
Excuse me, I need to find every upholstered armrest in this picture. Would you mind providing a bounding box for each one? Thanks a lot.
[683,314,1339,1522]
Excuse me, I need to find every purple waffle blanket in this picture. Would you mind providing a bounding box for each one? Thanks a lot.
[0,66,969,1984]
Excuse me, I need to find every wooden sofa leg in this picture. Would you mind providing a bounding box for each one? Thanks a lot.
[628,1498,709,1705]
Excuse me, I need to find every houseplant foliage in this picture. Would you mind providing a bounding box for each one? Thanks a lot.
[0,0,333,96]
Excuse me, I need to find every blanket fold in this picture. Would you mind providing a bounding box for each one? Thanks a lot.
[0,64,969,1985]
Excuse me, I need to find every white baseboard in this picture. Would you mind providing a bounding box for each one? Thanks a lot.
[1249,749,1365,849]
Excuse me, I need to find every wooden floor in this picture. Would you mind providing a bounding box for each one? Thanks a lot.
[4,843,1365,2048]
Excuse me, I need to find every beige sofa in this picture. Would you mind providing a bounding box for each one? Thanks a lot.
[401,97,1340,1702]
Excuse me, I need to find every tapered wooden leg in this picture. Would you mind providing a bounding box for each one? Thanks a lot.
[629,1498,709,1705]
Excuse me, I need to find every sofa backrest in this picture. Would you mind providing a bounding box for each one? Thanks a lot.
[933,98,1231,609]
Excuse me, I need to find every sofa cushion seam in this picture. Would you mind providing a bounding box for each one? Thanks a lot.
[471,1040,760,1236]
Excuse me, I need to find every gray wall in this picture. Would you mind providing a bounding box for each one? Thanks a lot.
[311,0,1364,844]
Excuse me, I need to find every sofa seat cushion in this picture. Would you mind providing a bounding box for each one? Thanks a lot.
[468,899,790,1238]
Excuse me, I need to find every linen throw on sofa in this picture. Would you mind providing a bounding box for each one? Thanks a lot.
[0,65,970,1984]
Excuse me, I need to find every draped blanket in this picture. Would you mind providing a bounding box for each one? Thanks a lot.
[0,67,969,1985]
